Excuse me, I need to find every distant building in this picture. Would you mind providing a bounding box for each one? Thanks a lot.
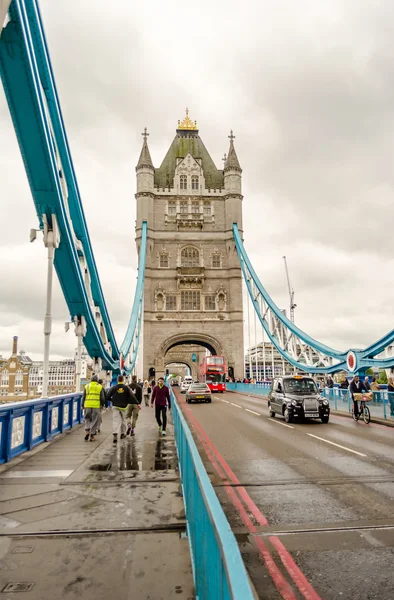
[245,342,294,381]
[0,336,32,398]
[0,336,95,400]
[28,360,76,397]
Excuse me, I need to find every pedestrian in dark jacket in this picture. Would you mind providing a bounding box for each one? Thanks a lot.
[340,378,349,389]
[126,375,142,436]
[151,377,171,436]
[106,375,137,444]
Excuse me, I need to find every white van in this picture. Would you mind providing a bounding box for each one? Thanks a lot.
[180,376,193,393]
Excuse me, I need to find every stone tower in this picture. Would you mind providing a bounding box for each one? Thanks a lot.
[135,111,244,380]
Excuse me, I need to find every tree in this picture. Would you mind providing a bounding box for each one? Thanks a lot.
[378,370,388,384]
[366,368,374,376]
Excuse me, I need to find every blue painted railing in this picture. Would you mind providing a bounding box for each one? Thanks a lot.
[0,393,83,464]
[226,382,269,396]
[320,388,394,420]
[226,382,394,421]
[170,388,255,600]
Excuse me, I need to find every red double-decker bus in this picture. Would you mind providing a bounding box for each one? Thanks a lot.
[199,356,226,392]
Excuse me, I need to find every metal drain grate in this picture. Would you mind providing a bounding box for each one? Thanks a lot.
[11,546,34,554]
[2,583,35,593]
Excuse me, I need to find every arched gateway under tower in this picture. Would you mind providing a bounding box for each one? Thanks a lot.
[135,111,244,380]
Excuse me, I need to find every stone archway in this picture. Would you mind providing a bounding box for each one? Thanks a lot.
[151,332,225,380]
[160,332,224,358]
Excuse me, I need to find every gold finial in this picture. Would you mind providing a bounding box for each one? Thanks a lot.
[142,127,149,140]
[228,130,235,142]
[177,107,197,130]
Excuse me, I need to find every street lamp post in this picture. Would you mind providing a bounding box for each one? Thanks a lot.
[31,215,60,398]
[74,316,86,392]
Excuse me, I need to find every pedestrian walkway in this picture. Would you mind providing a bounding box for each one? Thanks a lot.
[0,408,194,599]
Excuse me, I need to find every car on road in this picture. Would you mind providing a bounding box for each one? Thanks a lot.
[186,382,212,403]
[180,376,193,394]
[268,375,330,423]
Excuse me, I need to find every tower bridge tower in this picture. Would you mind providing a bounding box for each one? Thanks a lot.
[135,110,244,380]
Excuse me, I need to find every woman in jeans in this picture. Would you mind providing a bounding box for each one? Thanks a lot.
[142,380,151,407]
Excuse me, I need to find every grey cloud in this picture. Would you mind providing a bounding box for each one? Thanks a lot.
[1,0,394,361]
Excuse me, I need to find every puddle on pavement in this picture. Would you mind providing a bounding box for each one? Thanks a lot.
[89,439,178,472]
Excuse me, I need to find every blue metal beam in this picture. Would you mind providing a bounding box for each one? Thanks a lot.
[0,0,118,369]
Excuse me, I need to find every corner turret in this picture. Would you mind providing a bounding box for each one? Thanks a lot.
[224,130,242,196]
[136,128,154,194]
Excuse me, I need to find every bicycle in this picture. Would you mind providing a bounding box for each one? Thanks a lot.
[352,396,371,424]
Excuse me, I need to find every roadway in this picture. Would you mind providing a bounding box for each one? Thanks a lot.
[176,388,394,600]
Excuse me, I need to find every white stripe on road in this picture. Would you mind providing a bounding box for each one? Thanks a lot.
[219,398,229,403]
[306,433,367,457]
[231,403,242,408]
[245,408,261,416]
[270,419,294,429]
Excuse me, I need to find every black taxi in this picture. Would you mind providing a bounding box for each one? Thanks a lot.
[268,375,330,424]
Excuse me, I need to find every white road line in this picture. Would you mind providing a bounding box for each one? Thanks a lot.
[270,419,294,429]
[231,403,242,408]
[306,433,367,457]
[217,398,229,403]
[245,408,261,416]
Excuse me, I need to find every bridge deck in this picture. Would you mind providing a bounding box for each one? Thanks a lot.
[0,409,194,599]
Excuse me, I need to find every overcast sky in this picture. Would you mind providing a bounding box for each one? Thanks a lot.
[1,0,394,361]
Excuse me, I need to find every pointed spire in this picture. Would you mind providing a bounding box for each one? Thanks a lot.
[136,127,154,170]
[224,130,242,172]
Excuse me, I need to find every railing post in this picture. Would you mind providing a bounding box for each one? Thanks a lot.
[383,392,387,420]
[27,406,34,451]
[5,410,12,463]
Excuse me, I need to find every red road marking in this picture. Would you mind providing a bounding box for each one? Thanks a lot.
[180,396,323,600]
[270,536,322,600]
[185,406,268,526]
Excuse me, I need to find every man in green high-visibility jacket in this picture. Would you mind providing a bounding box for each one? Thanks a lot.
[82,375,106,442]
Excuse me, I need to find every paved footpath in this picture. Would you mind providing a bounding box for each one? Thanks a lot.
[0,408,194,600]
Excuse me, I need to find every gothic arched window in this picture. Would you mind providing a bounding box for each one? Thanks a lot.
[1,369,9,386]
[211,253,221,268]
[180,201,188,214]
[180,175,187,190]
[191,176,199,190]
[159,254,169,268]
[204,201,211,216]
[15,370,23,386]
[191,201,199,214]
[181,246,200,268]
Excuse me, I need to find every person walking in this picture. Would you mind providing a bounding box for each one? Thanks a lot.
[96,378,105,433]
[151,377,171,436]
[388,377,394,417]
[106,375,137,444]
[142,380,151,407]
[126,375,142,436]
[82,375,105,442]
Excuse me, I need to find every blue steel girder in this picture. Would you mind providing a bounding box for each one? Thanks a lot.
[22,0,119,362]
[233,223,394,374]
[0,0,118,369]
[120,221,147,375]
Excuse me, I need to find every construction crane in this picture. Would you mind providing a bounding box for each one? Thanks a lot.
[282,256,297,323]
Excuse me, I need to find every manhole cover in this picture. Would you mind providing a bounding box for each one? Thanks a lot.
[2,583,35,593]
[11,547,34,554]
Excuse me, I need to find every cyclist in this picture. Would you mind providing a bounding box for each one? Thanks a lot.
[349,375,367,419]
